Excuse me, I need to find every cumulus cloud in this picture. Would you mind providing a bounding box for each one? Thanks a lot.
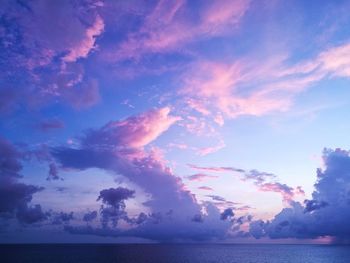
[97,187,135,228]
[249,148,350,242]
[220,208,234,220]
[51,212,74,225]
[83,211,98,223]
[0,137,45,224]
[65,202,245,242]
[98,187,135,208]
[16,204,49,224]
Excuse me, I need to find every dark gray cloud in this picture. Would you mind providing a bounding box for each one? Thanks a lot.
[0,137,23,179]
[220,208,234,220]
[47,162,60,181]
[97,187,135,208]
[304,200,328,213]
[65,203,242,242]
[0,137,45,224]
[16,204,49,224]
[83,211,98,223]
[51,212,74,225]
[97,187,135,228]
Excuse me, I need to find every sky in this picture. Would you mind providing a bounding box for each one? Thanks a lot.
[1,0,350,244]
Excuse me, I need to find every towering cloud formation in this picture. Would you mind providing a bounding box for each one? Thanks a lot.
[97,187,135,228]
[54,108,249,241]
[249,149,350,242]
[54,108,197,214]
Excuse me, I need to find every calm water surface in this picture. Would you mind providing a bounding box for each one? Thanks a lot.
[1,244,350,263]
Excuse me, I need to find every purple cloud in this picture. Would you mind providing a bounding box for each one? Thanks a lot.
[0,137,45,223]
[83,211,98,223]
[249,148,350,242]
[187,173,218,182]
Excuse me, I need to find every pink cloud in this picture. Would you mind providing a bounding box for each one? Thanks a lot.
[180,41,350,122]
[63,15,105,63]
[197,139,226,156]
[105,0,250,61]
[258,182,295,203]
[168,142,189,150]
[1,1,105,111]
[83,107,180,148]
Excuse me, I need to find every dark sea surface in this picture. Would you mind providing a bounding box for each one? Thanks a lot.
[1,244,350,263]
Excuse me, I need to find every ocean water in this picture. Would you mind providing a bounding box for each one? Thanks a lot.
[1,244,350,263]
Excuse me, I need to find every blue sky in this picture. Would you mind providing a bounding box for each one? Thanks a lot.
[1,0,350,243]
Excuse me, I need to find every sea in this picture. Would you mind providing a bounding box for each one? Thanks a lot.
[1,244,350,263]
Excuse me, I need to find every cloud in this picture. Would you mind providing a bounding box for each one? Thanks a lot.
[249,148,350,242]
[53,108,197,215]
[257,182,295,203]
[106,0,250,62]
[0,137,45,223]
[51,212,74,225]
[62,15,104,63]
[206,195,227,202]
[83,211,98,223]
[198,186,213,191]
[97,187,135,208]
[180,41,350,123]
[52,109,250,241]
[189,163,302,204]
[188,164,245,173]
[82,107,180,149]
[65,202,244,242]
[0,182,43,217]
[220,208,234,220]
[186,173,218,182]
[196,139,226,156]
[97,187,135,227]
[0,0,104,113]
[47,163,60,181]
[16,204,49,224]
